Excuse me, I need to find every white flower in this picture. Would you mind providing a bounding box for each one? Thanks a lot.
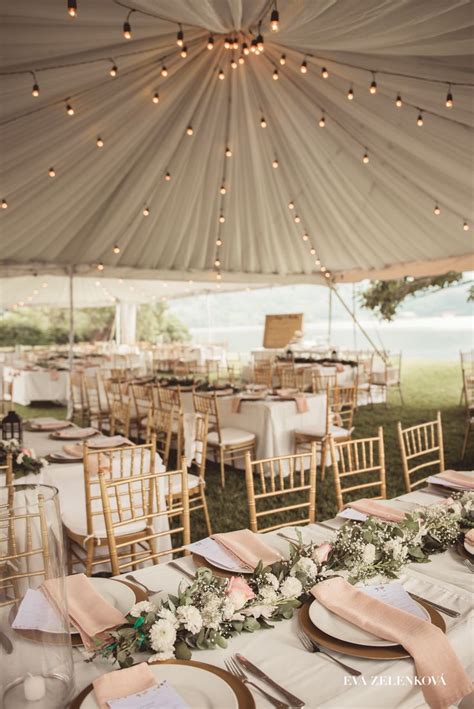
[221,598,235,621]
[264,573,279,590]
[157,608,178,627]
[362,543,376,565]
[384,539,407,561]
[149,619,176,653]
[40,458,49,467]
[201,597,223,630]
[259,585,278,604]
[16,453,24,465]
[291,557,318,579]
[148,649,175,662]
[129,601,156,618]
[280,576,303,599]
[244,604,274,619]
[176,605,203,634]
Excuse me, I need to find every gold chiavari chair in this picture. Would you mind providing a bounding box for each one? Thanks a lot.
[311,369,338,394]
[460,352,474,406]
[98,461,190,576]
[146,407,175,467]
[295,384,356,479]
[65,438,157,576]
[252,361,273,389]
[461,372,474,459]
[129,383,153,439]
[0,490,50,606]
[84,373,109,430]
[370,352,404,406]
[71,370,88,426]
[244,444,317,533]
[329,428,386,510]
[158,386,184,459]
[193,392,256,488]
[354,353,374,408]
[275,363,303,390]
[0,452,13,487]
[397,412,445,492]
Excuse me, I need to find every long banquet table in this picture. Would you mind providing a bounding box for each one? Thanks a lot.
[62,485,474,708]
[3,365,69,406]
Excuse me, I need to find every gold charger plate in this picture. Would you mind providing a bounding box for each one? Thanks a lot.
[70,659,256,709]
[9,579,146,647]
[299,598,445,660]
[46,454,83,464]
[456,537,474,561]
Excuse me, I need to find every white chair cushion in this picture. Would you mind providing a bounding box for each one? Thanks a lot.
[164,473,201,495]
[63,509,146,539]
[208,427,256,446]
[295,424,351,438]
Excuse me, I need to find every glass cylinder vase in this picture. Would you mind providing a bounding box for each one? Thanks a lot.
[0,484,74,708]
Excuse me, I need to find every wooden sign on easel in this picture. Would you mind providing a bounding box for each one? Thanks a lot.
[263,313,304,349]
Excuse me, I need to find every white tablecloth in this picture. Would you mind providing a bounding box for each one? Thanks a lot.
[4,366,69,406]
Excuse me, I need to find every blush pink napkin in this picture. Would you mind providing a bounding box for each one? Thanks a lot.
[56,427,98,439]
[93,663,157,709]
[346,498,406,522]
[276,389,309,413]
[212,529,282,569]
[41,573,125,650]
[465,529,474,545]
[312,577,472,709]
[49,369,60,381]
[230,393,267,413]
[437,470,474,490]
[30,419,71,431]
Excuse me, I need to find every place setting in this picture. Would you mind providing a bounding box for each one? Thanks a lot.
[25,417,73,432]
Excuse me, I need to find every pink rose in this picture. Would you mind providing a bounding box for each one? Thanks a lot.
[312,542,332,564]
[226,576,255,610]
[21,448,32,458]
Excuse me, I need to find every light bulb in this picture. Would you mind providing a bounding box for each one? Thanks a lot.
[321,266,326,272]
[362,152,369,164]
[152,92,159,103]
[216,238,223,246]
[417,113,423,126]
[143,207,150,216]
[220,185,226,194]
[32,83,40,97]
[180,46,187,58]
[214,259,221,267]
[272,159,279,168]
[97,263,104,271]
[250,39,257,53]
[319,116,325,127]
[216,272,222,281]
[288,201,294,209]
[66,103,74,116]
[176,28,184,47]
[165,172,171,181]
[123,21,131,39]
[48,167,56,177]
[347,87,354,100]
[113,245,121,254]
[463,222,470,231]
[186,126,193,135]
[300,60,307,74]
[225,147,232,157]
[395,94,402,107]
[294,215,301,223]
[96,137,104,147]
[1,199,8,209]
[207,36,214,50]
[315,259,321,266]
[260,117,267,128]
[242,43,250,55]
[434,205,440,215]
[224,39,230,49]
[369,79,377,94]
[231,59,237,69]
[256,34,264,51]
[280,54,286,65]
[238,55,245,64]
[325,272,330,279]
[219,215,225,223]
[232,38,239,49]
[445,90,453,108]
[310,247,316,255]
[321,67,329,79]
[110,64,118,77]
[270,9,279,31]
[255,48,261,55]
[302,234,309,241]
[67,0,77,17]
[273,69,279,80]
[218,69,225,80]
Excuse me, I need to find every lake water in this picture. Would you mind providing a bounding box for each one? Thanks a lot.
[189,316,473,360]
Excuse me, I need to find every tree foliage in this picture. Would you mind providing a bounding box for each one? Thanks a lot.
[359,272,465,321]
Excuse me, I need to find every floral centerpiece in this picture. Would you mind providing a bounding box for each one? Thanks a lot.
[0,438,48,479]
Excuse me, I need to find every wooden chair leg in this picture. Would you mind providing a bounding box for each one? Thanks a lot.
[201,490,213,536]
[219,451,226,488]
[461,420,470,459]
[85,539,95,576]
[320,441,327,481]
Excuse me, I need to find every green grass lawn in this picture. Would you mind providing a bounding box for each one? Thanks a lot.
[14,360,472,541]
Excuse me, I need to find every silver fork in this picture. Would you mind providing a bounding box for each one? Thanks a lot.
[297,631,362,676]
[125,574,161,595]
[224,658,290,709]
[463,559,474,573]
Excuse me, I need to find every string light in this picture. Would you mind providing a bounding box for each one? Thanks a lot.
[362,151,369,164]
[273,69,279,80]
[96,136,104,147]
[66,103,74,116]
[123,19,132,40]
[434,204,441,215]
[256,34,264,52]
[216,272,222,281]
[417,112,424,126]
[232,38,239,49]
[113,245,121,254]
[272,159,279,168]
[445,86,453,108]
[1,199,8,209]
[310,247,316,255]
[231,59,238,69]
[176,26,184,47]
[347,87,354,100]
[143,206,150,216]
[302,233,309,241]
[216,238,223,246]
[67,0,77,17]
[369,75,377,94]
[280,54,286,65]
[219,215,225,223]
[318,114,325,128]
[225,147,232,157]
[97,263,104,271]
[161,66,168,77]
[218,69,225,80]
[165,172,171,181]
[288,201,294,210]
[110,63,118,77]
[321,67,329,79]
[395,94,403,107]
[220,185,226,194]
[314,259,321,266]
[214,258,221,267]
[239,55,245,65]
[270,6,280,32]
[242,43,250,55]
[294,215,301,223]
[186,126,193,135]
[300,60,307,74]
[260,117,267,128]
[207,35,214,50]
[48,167,56,177]
[32,79,39,97]
[250,38,257,53]
[180,46,188,58]
[152,92,159,103]
[463,222,470,231]
[224,38,231,49]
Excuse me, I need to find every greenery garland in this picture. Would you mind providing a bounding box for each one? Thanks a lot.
[0,439,47,479]
[96,492,473,668]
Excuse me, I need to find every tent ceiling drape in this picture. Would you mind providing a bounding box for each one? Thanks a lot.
[0,0,473,285]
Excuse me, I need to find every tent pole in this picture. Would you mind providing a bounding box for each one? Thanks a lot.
[67,266,74,420]
[352,283,357,350]
[330,284,386,360]
[327,287,333,347]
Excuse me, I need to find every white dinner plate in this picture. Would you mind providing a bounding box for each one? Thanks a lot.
[79,664,238,708]
[202,554,252,574]
[308,597,430,647]
[70,579,135,635]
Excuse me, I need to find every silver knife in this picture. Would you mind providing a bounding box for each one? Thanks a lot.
[236,653,305,707]
[0,631,13,654]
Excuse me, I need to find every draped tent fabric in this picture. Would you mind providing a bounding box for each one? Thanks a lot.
[0,0,473,286]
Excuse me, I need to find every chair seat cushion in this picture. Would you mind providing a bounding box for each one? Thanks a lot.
[63,511,146,540]
[208,428,256,446]
[165,473,201,495]
[295,425,351,439]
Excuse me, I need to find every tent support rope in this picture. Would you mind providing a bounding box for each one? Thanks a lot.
[329,284,386,361]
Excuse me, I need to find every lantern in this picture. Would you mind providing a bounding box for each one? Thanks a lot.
[1,410,23,445]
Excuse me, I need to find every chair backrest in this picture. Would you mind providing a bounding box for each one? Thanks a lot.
[158,385,182,413]
[460,349,474,374]
[462,369,474,408]
[98,461,190,575]
[397,412,444,491]
[329,427,386,510]
[130,383,153,421]
[325,384,357,434]
[312,369,337,394]
[84,373,102,412]
[193,392,221,442]
[146,407,175,466]
[70,371,86,413]
[253,361,273,388]
[0,452,13,487]
[244,444,317,532]
[192,413,209,480]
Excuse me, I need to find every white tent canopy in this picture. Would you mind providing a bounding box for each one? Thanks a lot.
[0,0,473,285]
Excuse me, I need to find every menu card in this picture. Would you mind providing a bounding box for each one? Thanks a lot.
[360,582,428,621]
[185,537,251,572]
[108,682,189,708]
[11,588,65,633]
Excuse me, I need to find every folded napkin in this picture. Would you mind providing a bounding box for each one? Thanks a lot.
[88,435,132,449]
[465,529,474,545]
[62,444,84,459]
[42,573,126,650]
[29,418,71,431]
[275,389,309,414]
[56,427,98,439]
[230,393,266,414]
[437,470,474,490]
[93,663,157,709]
[212,529,282,570]
[345,498,406,523]
[311,577,472,709]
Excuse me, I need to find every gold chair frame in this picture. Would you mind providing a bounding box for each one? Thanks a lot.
[397,412,445,492]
